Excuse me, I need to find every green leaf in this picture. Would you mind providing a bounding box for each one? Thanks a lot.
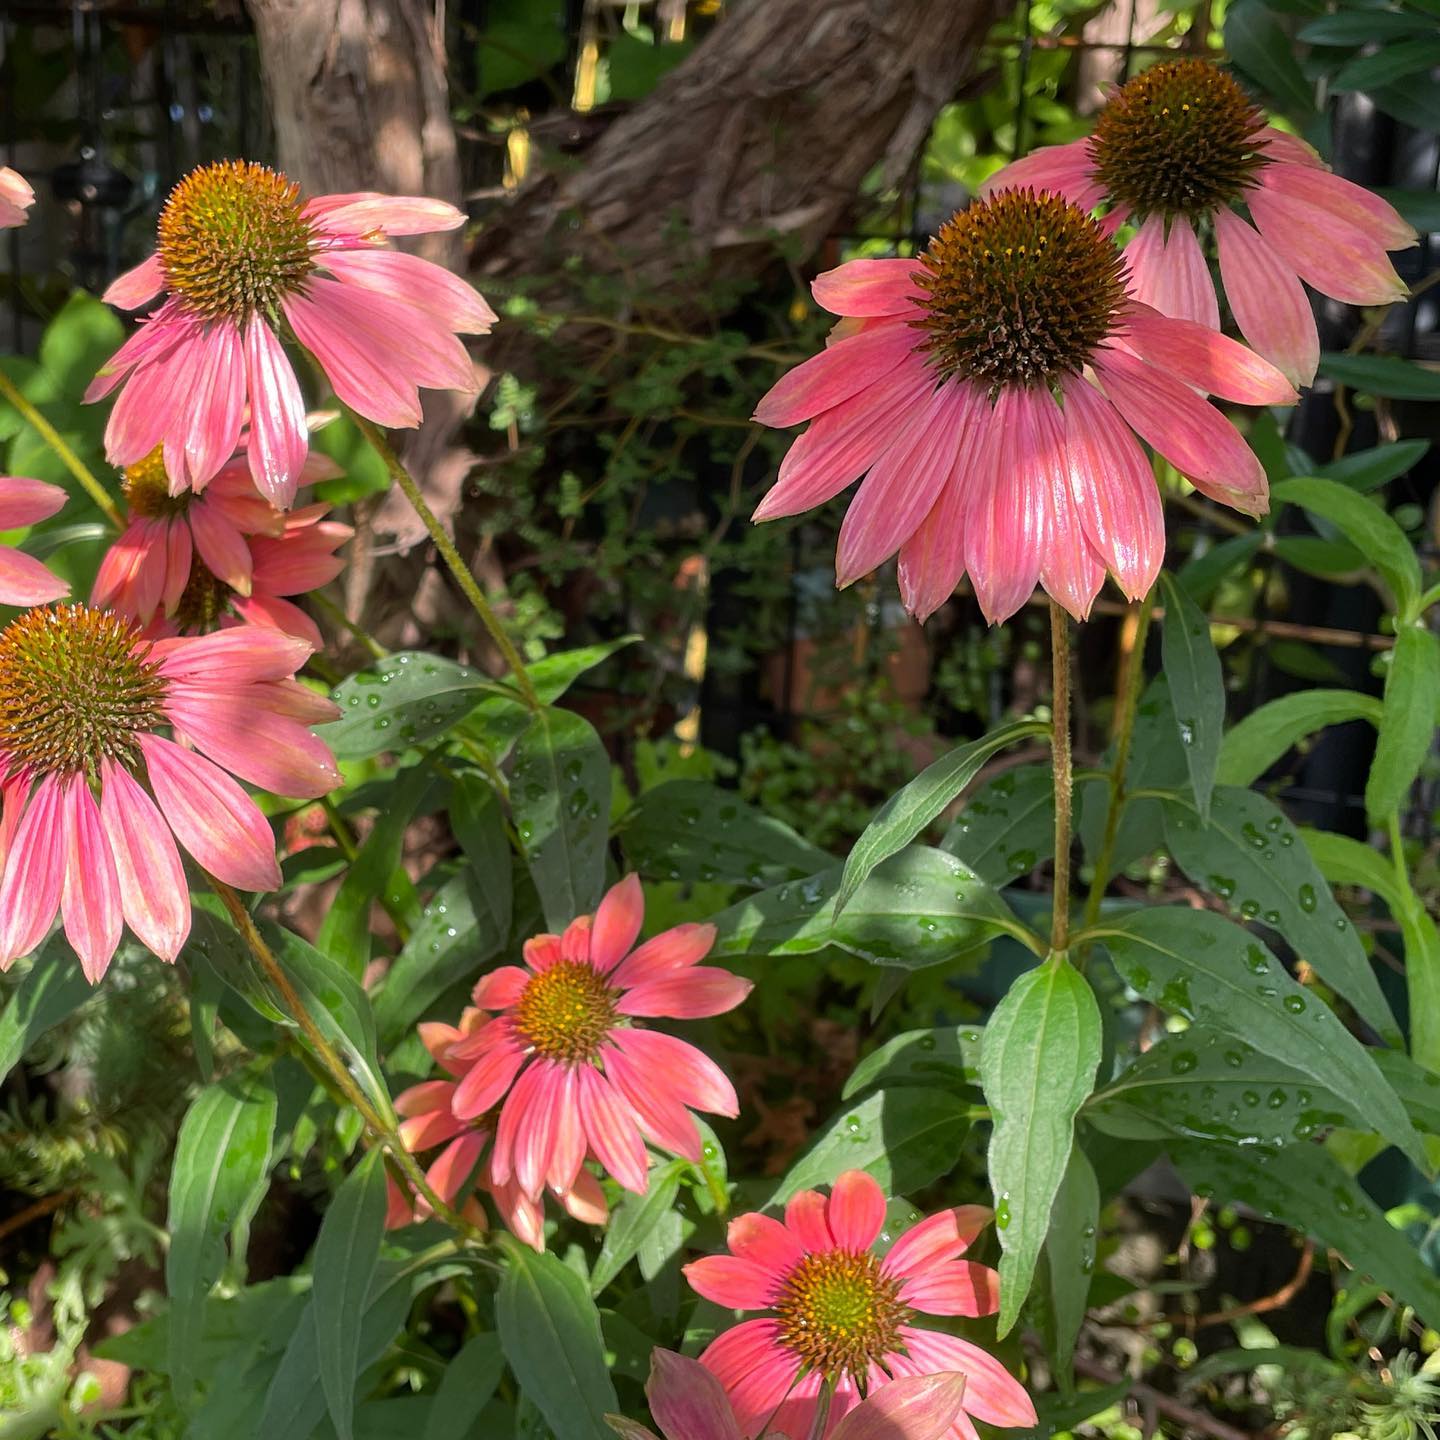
[842,1025,985,1099]
[1090,908,1423,1168]
[1372,68,1440,130]
[1176,532,1264,607]
[496,1240,619,1440]
[1318,438,1431,492]
[1299,8,1439,40]
[1367,623,1440,822]
[941,764,1055,885]
[1045,1147,1099,1382]
[1317,353,1440,404]
[37,290,126,398]
[424,1333,505,1440]
[619,779,830,888]
[1226,0,1317,111]
[981,956,1102,1336]
[771,1087,975,1203]
[1170,1140,1440,1326]
[836,719,1049,914]
[1332,36,1440,90]
[1273,534,1366,579]
[450,772,513,941]
[476,0,568,97]
[1275,477,1422,616]
[1217,690,1383,786]
[322,652,519,761]
[591,1162,686,1294]
[710,847,1027,971]
[605,31,693,100]
[511,707,611,929]
[313,1150,388,1440]
[1376,188,1440,232]
[1086,1029,1352,1144]
[1158,573,1225,820]
[0,936,93,1082]
[166,1066,278,1400]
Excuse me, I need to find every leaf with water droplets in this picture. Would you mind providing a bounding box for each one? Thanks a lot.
[941,764,1055,885]
[1162,787,1398,1043]
[1091,908,1424,1170]
[618,779,829,889]
[1170,1139,1440,1328]
[1158,574,1224,821]
[842,1024,986,1099]
[836,719,1050,916]
[1044,1145,1099,1383]
[511,706,611,929]
[982,955,1102,1337]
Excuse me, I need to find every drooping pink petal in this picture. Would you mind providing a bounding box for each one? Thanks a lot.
[647,1350,746,1440]
[428,1131,487,1206]
[0,477,66,529]
[244,317,310,507]
[165,321,247,491]
[697,1320,795,1435]
[614,966,753,1019]
[1117,304,1298,405]
[545,1066,586,1195]
[599,1043,703,1160]
[228,593,323,647]
[1059,374,1164,601]
[1213,207,1319,390]
[302,192,466,236]
[187,499,253,595]
[162,519,193,614]
[560,1169,608,1227]
[153,623,314,684]
[451,1033,526,1119]
[320,247,497,333]
[830,1373,971,1440]
[610,922,717,988]
[898,1260,1000,1318]
[962,387,1047,625]
[103,323,199,466]
[490,1057,555,1190]
[1092,346,1268,515]
[835,379,982,588]
[165,697,340,798]
[472,965,530,1010]
[591,872,645,973]
[577,1065,650,1193]
[98,760,190,964]
[58,780,123,982]
[753,358,932,522]
[764,1368,829,1440]
[1248,183,1408,306]
[982,140,1106,211]
[897,452,969,625]
[399,1105,467,1153]
[754,321,919,428]
[0,547,68,607]
[826,1169,887,1251]
[1258,162,1417,250]
[0,777,64,966]
[785,1188,835,1253]
[103,254,165,310]
[881,1206,992,1279]
[138,733,281,891]
[610,1029,740,1117]
[812,259,927,318]
[1124,214,1220,330]
[684,1255,782,1311]
[395,1079,458,1117]
[895,1329,1036,1428]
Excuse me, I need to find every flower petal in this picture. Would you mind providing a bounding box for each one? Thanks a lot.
[610,1028,739,1117]
[647,1350,745,1440]
[0,777,64,967]
[98,759,190,963]
[830,1373,971,1440]
[726,1211,805,1277]
[684,1255,781,1311]
[59,780,123,983]
[591,873,644,973]
[578,1065,649,1193]
[895,1329,1036,1428]
[1259,161,1417,250]
[754,321,918,428]
[812,259,926,318]
[982,139,1105,211]
[1118,304,1297,405]
[610,922,716,988]
[244,317,310,508]
[472,965,530,1010]
[614,966,753,1019]
[0,477,66,529]
[882,1206,993,1278]
[103,254,164,310]
[785,1189,835,1252]
[825,1169,888,1251]
[898,1260,1000,1318]
[451,1033,526,1119]
[1125,214,1219,330]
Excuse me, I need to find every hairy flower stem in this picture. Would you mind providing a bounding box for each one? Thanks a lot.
[209,877,483,1238]
[347,409,540,710]
[1080,588,1155,936]
[1049,602,1073,954]
[0,367,123,529]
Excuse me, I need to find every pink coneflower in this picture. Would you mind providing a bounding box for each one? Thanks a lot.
[608,1350,971,1440]
[384,1008,610,1249]
[446,873,751,1199]
[87,161,496,505]
[985,59,1416,388]
[0,477,68,606]
[92,443,344,644]
[753,188,1295,624]
[0,612,339,979]
[0,168,34,228]
[683,1170,1036,1440]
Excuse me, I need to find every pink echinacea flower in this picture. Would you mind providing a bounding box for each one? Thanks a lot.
[985,58,1416,388]
[88,161,496,505]
[752,188,1295,625]
[0,168,34,228]
[445,873,752,1200]
[684,1170,1036,1440]
[0,613,340,979]
[0,477,68,605]
[606,1349,972,1440]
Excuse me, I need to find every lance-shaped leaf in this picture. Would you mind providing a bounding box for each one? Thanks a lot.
[1367,623,1440,824]
[1217,689,1383,788]
[941,765,1055,885]
[1158,573,1224,820]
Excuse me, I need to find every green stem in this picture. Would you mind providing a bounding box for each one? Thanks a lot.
[1050,601,1073,954]
[1081,588,1155,934]
[346,408,540,710]
[0,367,123,529]
[311,589,387,661]
[208,878,482,1239]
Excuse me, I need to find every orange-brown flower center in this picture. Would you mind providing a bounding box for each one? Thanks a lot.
[121,446,189,519]
[774,1249,908,1379]
[173,561,231,634]
[157,160,315,322]
[1089,59,1265,220]
[0,605,166,781]
[512,960,617,1063]
[915,189,1127,390]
